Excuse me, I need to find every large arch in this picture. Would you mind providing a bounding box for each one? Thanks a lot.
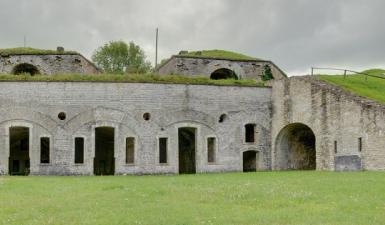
[210,68,238,80]
[12,63,40,75]
[275,123,316,170]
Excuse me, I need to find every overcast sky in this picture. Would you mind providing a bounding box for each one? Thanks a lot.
[1,0,384,75]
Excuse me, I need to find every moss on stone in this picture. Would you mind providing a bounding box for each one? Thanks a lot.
[177,49,259,61]
[0,47,78,56]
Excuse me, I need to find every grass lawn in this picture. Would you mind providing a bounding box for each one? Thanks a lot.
[0,47,78,56]
[318,73,385,104]
[0,172,384,225]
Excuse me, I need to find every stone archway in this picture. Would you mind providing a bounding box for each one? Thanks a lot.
[210,68,238,80]
[275,123,316,170]
[12,63,40,75]
[178,127,196,174]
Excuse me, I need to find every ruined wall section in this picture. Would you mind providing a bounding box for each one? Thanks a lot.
[157,56,286,81]
[0,54,100,75]
[0,82,272,175]
[272,76,385,171]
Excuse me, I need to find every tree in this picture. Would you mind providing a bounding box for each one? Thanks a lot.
[92,41,152,74]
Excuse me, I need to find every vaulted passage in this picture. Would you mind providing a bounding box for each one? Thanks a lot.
[210,68,238,80]
[275,123,316,170]
[178,127,196,174]
[12,63,40,75]
[243,150,258,172]
[94,127,115,175]
[9,127,30,175]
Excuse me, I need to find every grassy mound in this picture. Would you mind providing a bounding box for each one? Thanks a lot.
[0,73,264,87]
[0,47,78,56]
[317,69,385,104]
[178,49,259,61]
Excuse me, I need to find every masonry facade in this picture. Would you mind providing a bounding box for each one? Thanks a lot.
[157,55,286,81]
[0,54,100,75]
[0,82,271,175]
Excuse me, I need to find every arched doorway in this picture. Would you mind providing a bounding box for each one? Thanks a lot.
[275,123,316,170]
[9,127,30,175]
[12,63,40,75]
[178,127,196,174]
[243,150,258,172]
[210,68,238,80]
[94,127,115,175]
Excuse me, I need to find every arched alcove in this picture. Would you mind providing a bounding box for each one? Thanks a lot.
[12,63,40,75]
[210,68,238,80]
[275,123,316,170]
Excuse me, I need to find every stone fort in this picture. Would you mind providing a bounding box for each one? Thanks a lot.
[0,48,383,176]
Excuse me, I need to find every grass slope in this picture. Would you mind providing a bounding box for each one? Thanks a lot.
[178,49,258,61]
[0,172,384,225]
[0,73,263,87]
[0,47,78,56]
[318,69,385,104]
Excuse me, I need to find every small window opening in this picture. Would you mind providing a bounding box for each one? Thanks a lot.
[40,137,50,164]
[126,137,135,164]
[207,137,216,163]
[159,138,168,164]
[219,114,227,123]
[58,112,66,120]
[358,137,362,152]
[143,113,151,121]
[334,141,338,154]
[75,137,84,164]
[245,124,256,143]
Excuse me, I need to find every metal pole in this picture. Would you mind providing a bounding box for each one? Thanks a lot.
[24,35,26,48]
[311,67,313,76]
[155,28,158,68]
[344,70,347,79]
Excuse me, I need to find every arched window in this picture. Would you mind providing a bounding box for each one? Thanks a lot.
[210,68,238,80]
[12,63,40,75]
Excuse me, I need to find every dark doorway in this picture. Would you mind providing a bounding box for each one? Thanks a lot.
[94,127,115,175]
[275,123,316,170]
[12,63,40,75]
[210,68,238,80]
[9,127,30,175]
[243,151,258,172]
[178,127,196,174]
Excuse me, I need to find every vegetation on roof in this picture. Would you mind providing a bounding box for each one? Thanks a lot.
[0,47,78,56]
[317,69,385,104]
[177,49,259,61]
[0,73,265,87]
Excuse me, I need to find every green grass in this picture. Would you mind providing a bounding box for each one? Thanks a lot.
[0,47,78,56]
[0,73,264,87]
[317,73,385,104]
[0,172,384,225]
[178,49,259,61]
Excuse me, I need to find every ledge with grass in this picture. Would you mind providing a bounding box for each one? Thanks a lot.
[0,73,265,87]
[0,47,79,56]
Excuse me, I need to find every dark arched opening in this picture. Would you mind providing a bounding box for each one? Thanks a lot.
[9,127,30,176]
[178,127,196,174]
[243,150,258,172]
[275,123,316,170]
[94,127,115,175]
[12,63,40,75]
[210,68,238,80]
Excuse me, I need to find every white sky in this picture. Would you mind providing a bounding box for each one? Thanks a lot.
[1,0,385,76]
